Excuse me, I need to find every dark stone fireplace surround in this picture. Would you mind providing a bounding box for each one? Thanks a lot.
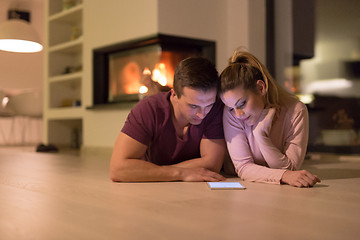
[88,34,216,109]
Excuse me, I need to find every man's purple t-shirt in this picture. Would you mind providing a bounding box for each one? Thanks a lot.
[121,91,224,165]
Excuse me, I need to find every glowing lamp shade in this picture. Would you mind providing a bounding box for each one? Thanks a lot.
[0,19,43,53]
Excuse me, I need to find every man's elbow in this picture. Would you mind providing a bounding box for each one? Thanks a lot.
[110,169,122,182]
[110,172,120,182]
[109,161,127,182]
[208,155,225,173]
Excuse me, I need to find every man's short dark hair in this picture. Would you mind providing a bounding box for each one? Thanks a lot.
[173,57,219,97]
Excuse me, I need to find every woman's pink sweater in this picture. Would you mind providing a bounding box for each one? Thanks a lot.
[223,100,309,184]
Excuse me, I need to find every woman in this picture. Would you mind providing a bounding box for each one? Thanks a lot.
[220,50,320,187]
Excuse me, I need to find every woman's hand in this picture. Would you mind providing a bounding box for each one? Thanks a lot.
[281,170,321,187]
[253,108,276,137]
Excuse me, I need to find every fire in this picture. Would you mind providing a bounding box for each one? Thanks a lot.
[158,76,167,86]
[139,85,148,94]
[151,63,168,86]
[143,67,151,75]
[138,62,172,96]
[118,62,172,96]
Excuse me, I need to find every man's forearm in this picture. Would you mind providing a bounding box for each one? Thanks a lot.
[110,159,183,182]
[173,156,223,172]
[110,158,225,182]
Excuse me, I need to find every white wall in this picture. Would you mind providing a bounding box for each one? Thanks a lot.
[249,0,266,64]
[74,0,266,149]
[83,0,158,148]
[0,0,44,94]
[158,0,228,70]
[157,0,265,71]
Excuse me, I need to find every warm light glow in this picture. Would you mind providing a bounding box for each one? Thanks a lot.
[120,62,142,94]
[0,19,43,53]
[152,69,161,82]
[159,63,165,70]
[158,76,167,86]
[151,62,168,86]
[139,85,148,94]
[143,67,151,75]
[0,39,43,53]
[2,96,9,108]
[297,94,314,104]
[306,78,353,93]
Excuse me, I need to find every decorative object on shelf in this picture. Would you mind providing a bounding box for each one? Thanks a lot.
[0,10,43,53]
[322,109,357,146]
[61,99,81,107]
[62,0,77,10]
[70,25,81,40]
[333,109,354,129]
[63,65,82,74]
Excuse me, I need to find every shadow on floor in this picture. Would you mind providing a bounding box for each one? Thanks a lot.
[304,167,360,180]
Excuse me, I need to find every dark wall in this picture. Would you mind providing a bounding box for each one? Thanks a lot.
[308,94,360,145]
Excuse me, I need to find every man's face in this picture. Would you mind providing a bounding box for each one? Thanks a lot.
[172,87,217,125]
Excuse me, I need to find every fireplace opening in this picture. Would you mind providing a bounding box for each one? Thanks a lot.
[91,34,215,107]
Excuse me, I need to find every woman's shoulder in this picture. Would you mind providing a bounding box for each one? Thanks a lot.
[281,96,306,110]
[289,99,306,111]
[280,99,307,121]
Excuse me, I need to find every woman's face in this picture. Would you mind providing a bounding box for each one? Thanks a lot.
[220,81,266,126]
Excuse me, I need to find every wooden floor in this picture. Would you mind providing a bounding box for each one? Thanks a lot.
[1,147,360,240]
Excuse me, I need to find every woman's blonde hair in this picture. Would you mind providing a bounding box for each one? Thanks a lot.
[220,49,297,109]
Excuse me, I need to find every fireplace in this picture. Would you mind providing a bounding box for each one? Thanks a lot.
[92,34,215,106]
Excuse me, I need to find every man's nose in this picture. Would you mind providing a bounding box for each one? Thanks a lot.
[196,108,206,119]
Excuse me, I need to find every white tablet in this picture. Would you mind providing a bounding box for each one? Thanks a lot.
[207,182,246,190]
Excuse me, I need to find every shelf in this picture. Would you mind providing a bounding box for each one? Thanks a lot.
[46,107,84,120]
[49,4,83,22]
[49,37,83,53]
[49,72,82,83]
[46,0,84,148]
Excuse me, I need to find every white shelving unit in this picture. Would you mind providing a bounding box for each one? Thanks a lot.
[44,0,84,149]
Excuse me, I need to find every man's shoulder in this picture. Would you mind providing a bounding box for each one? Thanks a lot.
[122,91,171,144]
[134,91,171,113]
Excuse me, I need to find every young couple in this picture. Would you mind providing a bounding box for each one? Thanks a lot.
[110,50,321,188]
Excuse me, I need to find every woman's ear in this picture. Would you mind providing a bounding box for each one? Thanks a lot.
[256,80,266,96]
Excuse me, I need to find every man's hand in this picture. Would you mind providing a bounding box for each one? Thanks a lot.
[281,170,321,187]
[253,108,276,138]
[179,167,226,182]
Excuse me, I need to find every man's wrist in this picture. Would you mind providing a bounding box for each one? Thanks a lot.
[165,166,183,181]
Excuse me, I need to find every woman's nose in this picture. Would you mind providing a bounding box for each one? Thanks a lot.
[235,108,244,118]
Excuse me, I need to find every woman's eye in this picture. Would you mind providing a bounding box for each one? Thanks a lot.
[237,101,246,108]
[229,107,234,112]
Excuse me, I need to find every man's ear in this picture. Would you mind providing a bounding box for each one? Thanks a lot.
[256,80,266,96]
[170,89,177,99]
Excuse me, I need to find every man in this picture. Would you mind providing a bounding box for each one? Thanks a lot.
[110,57,226,182]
